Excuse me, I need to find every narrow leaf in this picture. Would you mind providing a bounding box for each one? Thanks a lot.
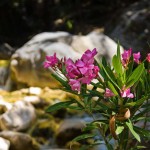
[112,55,123,76]
[126,120,141,142]
[46,101,74,112]
[102,65,121,90]
[108,81,119,95]
[126,64,144,88]
[117,41,121,59]
[134,126,150,139]
[116,126,124,135]
[72,134,96,142]
[134,96,148,106]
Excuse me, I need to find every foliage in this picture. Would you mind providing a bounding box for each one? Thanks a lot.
[45,44,150,150]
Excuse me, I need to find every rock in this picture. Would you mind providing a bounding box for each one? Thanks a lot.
[56,119,85,146]
[110,0,150,57]
[29,87,42,95]
[31,119,58,144]
[40,87,71,102]
[0,43,15,60]
[0,131,39,150]
[23,96,41,105]
[0,100,36,131]
[0,60,10,90]
[10,32,80,88]
[71,31,123,63]
[10,31,122,88]
[0,96,12,110]
[0,137,10,150]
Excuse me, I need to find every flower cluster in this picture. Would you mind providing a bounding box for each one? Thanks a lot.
[45,45,150,150]
[44,53,58,68]
[104,88,134,98]
[121,48,141,67]
[66,48,99,91]
[146,53,150,62]
[44,48,99,92]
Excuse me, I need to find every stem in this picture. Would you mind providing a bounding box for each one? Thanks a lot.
[117,127,129,150]
[88,111,111,150]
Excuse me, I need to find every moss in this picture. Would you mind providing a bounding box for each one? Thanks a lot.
[0,60,10,67]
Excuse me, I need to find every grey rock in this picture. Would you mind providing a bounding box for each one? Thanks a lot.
[0,131,39,150]
[0,43,14,60]
[110,0,150,56]
[10,32,80,88]
[10,31,123,88]
[0,96,12,110]
[0,137,10,150]
[56,119,85,146]
[0,100,36,131]
[71,31,123,63]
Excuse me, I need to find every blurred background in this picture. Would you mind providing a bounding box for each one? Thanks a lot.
[0,0,149,150]
[0,0,149,47]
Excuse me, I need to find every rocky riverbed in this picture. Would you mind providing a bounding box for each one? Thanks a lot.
[0,30,122,150]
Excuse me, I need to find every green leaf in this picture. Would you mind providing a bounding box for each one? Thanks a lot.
[116,126,124,135]
[126,56,134,78]
[112,55,123,76]
[133,117,150,123]
[108,81,119,95]
[66,20,73,29]
[112,42,122,73]
[51,73,69,88]
[134,96,148,106]
[125,102,136,107]
[132,107,150,121]
[126,120,141,142]
[98,63,109,80]
[134,126,150,139]
[117,41,121,59]
[102,56,107,67]
[46,101,74,112]
[96,101,110,111]
[126,64,145,88]
[72,134,96,142]
[92,119,109,125]
[86,89,104,99]
[67,105,83,110]
[125,96,148,107]
[136,146,147,149]
[82,124,99,132]
[102,65,121,90]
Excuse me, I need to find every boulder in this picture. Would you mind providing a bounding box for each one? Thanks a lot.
[0,96,12,110]
[0,60,10,90]
[56,119,85,146]
[10,31,123,88]
[110,0,150,57]
[0,43,14,60]
[0,100,36,131]
[0,131,39,150]
[10,32,80,88]
[0,137,10,150]
[71,31,123,63]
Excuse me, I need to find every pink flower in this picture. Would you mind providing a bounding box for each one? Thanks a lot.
[121,88,134,98]
[44,53,58,68]
[81,48,97,64]
[65,48,99,91]
[66,58,80,78]
[69,79,81,91]
[122,48,132,60]
[93,66,99,77]
[133,52,141,64]
[121,48,132,67]
[104,88,115,97]
[146,53,150,62]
